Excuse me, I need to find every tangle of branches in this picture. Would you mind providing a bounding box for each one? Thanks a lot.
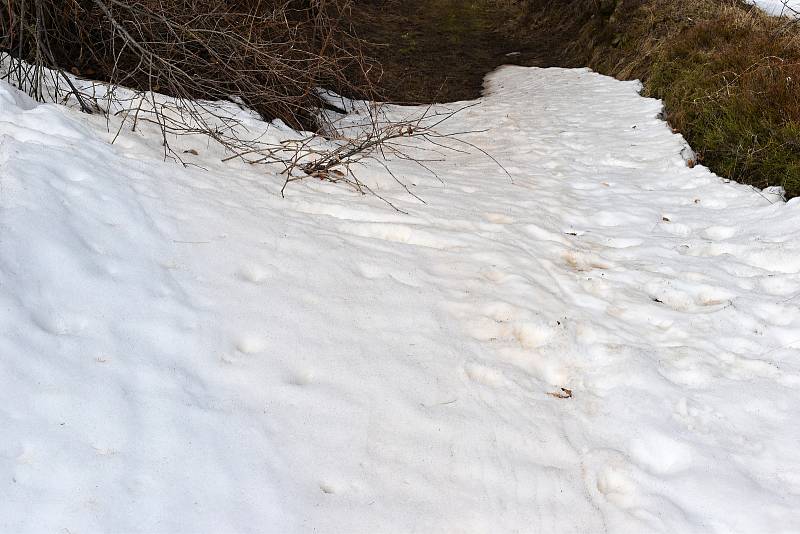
[0,0,510,209]
[0,0,378,130]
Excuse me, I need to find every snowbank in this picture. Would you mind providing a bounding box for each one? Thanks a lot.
[2,66,800,533]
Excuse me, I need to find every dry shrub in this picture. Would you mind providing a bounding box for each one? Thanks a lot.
[1,0,508,210]
[0,0,378,130]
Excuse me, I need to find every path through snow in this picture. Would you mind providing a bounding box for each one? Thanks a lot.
[2,67,800,533]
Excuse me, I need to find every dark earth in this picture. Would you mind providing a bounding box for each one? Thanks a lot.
[352,0,550,104]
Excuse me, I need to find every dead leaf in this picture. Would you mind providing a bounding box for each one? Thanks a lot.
[547,387,573,399]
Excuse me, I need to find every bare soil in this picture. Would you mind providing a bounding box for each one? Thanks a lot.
[352,0,548,103]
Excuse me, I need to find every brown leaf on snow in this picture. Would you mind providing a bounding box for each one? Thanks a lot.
[547,387,573,399]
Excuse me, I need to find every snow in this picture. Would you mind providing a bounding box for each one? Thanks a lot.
[751,0,800,16]
[2,65,800,533]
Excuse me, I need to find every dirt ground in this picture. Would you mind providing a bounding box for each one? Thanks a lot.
[352,0,546,104]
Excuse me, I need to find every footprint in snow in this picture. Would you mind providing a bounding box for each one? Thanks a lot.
[484,212,515,224]
[645,278,734,312]
[235,335,266,354]
[563,250,612,272]
[319,482,337,495]
[702,225,737,240]
[481,267,509,283]
[237,263,273,284]
[627,431,694,476]
[463,361,509,388]
[287,368,314,386]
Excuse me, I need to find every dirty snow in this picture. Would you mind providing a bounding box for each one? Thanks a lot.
[2,66,800,533]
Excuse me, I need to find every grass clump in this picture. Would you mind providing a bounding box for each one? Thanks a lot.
[518,0,800,197]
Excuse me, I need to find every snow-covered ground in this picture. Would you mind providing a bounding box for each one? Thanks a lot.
[2,66,800,533]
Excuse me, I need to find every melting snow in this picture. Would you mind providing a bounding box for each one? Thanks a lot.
[2,66,800,533]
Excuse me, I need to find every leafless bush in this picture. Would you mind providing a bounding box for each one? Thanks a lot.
[1,0,511,209]
[0,0,378,130]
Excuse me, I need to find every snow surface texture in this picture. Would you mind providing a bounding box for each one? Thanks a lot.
[2,66,800,533]
[751,0,800,15]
